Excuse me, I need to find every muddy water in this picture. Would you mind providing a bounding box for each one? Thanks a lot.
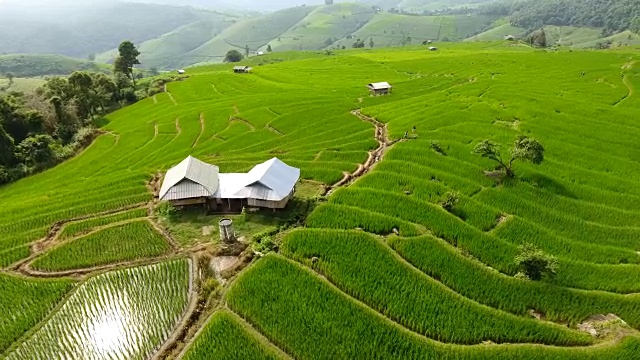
[6,260,190,360]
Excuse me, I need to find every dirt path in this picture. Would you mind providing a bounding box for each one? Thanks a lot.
[230,116,256,131]
[153,123,159,140]
[615,61,636,107]
[165,84,178,106]
[152,256,199,360]
[175,118,182,135]
[325,110,404,195]
[153,95,158,104]
[266,124,284,136]
[192,112,205,148]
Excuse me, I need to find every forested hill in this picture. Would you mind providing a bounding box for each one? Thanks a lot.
[484,0,640,35]
[0,2,238,58]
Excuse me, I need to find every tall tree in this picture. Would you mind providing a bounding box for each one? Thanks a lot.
[474,135,545,178]
[245,44,250,58]
[5,72,14,85]
[0,125,15,167]
[267,44,273,53]
[369,38,375,48]
[113,41,141,88]
[225,50,243,63]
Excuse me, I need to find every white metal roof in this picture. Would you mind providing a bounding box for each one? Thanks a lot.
[368,82,392,90]
[214,158,300,201]
[159,156,220,201]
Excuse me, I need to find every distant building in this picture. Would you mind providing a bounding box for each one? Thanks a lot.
[504,35,516,41]
[233,66,252,73]
[177,69,186,74]
[367,82,392,96]
[159,156,300,211]
[429,46,438,51]
[256,51,264,56]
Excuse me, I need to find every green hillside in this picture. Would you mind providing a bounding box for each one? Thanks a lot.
[2,42,640,358]
[576,30,640,48]
[97,12,240,69]
[0,3,221,59]
[465,23,527,41]
[333,12,499,48]
[267,3,378,52]
[543,26,604,47]
[0,54,106,78]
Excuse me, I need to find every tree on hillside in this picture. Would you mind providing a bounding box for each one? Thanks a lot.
[474,135,545,178]
[5,72,14,85]
[325,0,334,4]
[225,50,244,63]
[114,41,141,88]
[15,134,56,167]
[515,243,558,281]
[245,44,250,58]
[0,125,15,167]
[88,53,96,62]
[352,39,365,48]
[369,38,375,48]
[528,28,547,47]
[267,44,273,53]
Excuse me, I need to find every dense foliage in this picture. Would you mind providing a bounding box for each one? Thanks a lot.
[484,0,640,34]
[0,70,135,184]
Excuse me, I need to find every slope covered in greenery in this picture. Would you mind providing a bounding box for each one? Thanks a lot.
[0,3,222,59]
[0,54,105,78]
[2,43,640,357]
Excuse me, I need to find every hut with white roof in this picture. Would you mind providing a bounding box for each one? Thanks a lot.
[159,156,300,211]
[367,82,392,96]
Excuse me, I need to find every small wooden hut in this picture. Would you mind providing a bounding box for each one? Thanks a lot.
[367,82,392,96]
[233,66,253,74]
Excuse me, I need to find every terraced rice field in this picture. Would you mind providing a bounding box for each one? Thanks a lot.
[2,42,640,358]
[31,220,172,272]
[4,260,190,359]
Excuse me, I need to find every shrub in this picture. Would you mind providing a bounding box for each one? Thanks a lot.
[515,243,558,281]
[441,192,460,212]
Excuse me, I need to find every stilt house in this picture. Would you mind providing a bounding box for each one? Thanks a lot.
[367,82,392,95]
[233,66,252,73]
[159,156,300,211]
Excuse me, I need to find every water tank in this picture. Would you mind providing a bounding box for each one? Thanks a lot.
[219,219,236,243]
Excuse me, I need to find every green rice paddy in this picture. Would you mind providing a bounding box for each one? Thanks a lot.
[2,41,640,358]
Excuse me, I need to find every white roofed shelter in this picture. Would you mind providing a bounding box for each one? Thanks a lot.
[159,157,300,210]
[367,82,392,95]
[159,156,220,206]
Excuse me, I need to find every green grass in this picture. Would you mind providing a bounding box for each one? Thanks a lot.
[389,234,640,329]
[0,77,47,93]
[227,255,640,360]
[281,229,591,346]
[466,24,528,42]
[32,220,171,271]
[0,274,75,355]
[5,259,190,359]
[182,310,284,360]
[58,207,149,240]
[3,42,640,357]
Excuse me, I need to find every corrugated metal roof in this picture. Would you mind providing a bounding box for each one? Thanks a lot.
[214,158,300,201]
[161,157,299,203]
[368,82,392,90]
[159,156,219,200]
[246,158,300,200]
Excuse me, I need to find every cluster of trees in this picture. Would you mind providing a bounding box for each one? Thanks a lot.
[482,0,640,35]
[352,38,375,48]
[0,41,144,185]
